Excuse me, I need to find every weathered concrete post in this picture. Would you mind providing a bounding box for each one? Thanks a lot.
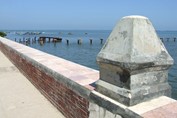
[96,15,174,106]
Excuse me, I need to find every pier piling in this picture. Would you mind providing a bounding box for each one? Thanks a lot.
[48,38,51,42]
[53,38,57,43]
[100,38,103,44]
[160,38,163,42]
[77,39,82,45]
[90,39,93,45]
[19,38,21,43]
[66,39,69,45]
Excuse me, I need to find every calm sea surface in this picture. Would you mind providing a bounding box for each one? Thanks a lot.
[4,30,177,99]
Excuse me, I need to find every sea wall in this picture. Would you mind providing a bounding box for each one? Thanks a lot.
[0,37,127,118]
[1,15,177,118]
[0,38,91,118]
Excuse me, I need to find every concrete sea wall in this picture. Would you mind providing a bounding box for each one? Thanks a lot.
[0,37,128,118]
[0,38,93,118]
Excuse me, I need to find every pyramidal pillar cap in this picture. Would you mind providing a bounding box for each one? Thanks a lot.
[122,15,148,19]
[97,15,173,71]
[95,15,174,106]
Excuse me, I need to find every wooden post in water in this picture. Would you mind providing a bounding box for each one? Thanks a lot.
[15,38,16,42]
[24,38,26,43]
[90,39,93,45]
[19,38,22,43]
[77,39,82,45]
[160,38,163,42]
[53,38,57,43]
[100,38,103,44]
[33,37,36,43]
[66,39,69,45]
[44,37,46,43]
[28,38,31,44]
[32,38,34,44]
[48,37,51,42]
[174,37,176,42]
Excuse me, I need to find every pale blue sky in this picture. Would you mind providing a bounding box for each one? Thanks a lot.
[0,0,177,30]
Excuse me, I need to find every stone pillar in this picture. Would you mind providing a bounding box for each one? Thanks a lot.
[96,15,174,106]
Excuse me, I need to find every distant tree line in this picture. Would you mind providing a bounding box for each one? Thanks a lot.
[0,32,7,37]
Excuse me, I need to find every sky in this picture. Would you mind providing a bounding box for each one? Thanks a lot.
[0,0,177,30]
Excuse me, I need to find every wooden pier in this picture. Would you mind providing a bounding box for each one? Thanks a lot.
[15,37,105,46]
[39,37,62,42]
[160,37,177,42]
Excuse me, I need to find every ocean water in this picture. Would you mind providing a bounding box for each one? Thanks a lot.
[4,30,177,99]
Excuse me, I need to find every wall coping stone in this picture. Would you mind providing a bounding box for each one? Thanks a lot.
[90,90,177,118]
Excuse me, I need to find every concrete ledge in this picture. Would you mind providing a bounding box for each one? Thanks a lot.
[129,96,176,114]
[142,102,177,117]
[90,91,177,118]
